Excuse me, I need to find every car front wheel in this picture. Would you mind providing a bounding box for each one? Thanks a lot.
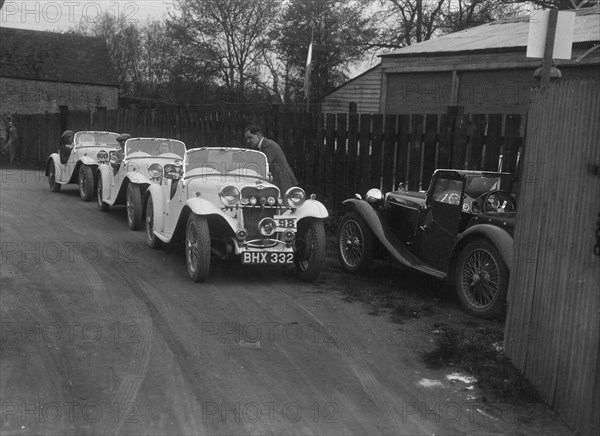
[126,184,143,230]
[455,238,509,319]
[48,161,61,192]
[337,211,374,273]
[295,219,326,282]
[145,196,162,249]
[96,175,109,211]
[186,214,211,282]
[78,165,94,201]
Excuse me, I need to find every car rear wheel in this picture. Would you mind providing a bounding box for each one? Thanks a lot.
[455,238,509,319]
[186,214,211,282]
[48,161,61,192]
[126,184,143,230]
[96,175,109,211]
[337,211,374,273]
[78,165,94,201]
[295,219,326,282]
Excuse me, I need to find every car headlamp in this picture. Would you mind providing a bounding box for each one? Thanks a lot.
[148,163,163,178]
[219,186,240,206]
[267,196,276,206]
[249,196,257,206]
[258,217,277,237]
[284,187,305,208]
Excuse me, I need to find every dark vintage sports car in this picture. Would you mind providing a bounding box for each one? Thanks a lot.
[337,169,516,319]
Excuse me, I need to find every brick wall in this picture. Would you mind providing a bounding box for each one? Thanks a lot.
[0,77,118,115]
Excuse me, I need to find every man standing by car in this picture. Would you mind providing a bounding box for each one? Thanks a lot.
[243,124,298,194]
[114,133,131,161]
[58,130,74,164]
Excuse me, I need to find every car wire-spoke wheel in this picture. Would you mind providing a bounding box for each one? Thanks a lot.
[337,211,373,273]
[145,196,162,249]
[126,184,143,230]
[294,219,325,282]
[78,165,94,201]
[48,161,61,192]
[186,214,211,282]
[456,239,509,319]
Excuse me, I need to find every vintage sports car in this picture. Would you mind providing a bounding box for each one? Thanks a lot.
[45,131,120,201]
[96,138,187,230]
[144,147,328,283]
[337,169,516,319]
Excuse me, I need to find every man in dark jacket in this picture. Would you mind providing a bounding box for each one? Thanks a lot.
[243,125,298,194]
[58,130,74,164]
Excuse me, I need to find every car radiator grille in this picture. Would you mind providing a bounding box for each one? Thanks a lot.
[241,186,280,202]
[242,207,277,237]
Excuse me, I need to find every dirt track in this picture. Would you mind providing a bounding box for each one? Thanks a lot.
[0,168,572,435]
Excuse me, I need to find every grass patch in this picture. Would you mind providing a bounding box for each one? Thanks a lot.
[423,323,540,404]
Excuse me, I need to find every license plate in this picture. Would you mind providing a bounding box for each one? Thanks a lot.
[241,252,294,264]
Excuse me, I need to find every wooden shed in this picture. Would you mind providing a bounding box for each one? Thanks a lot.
[322,7,600,115]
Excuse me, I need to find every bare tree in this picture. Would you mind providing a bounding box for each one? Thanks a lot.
[169,0,279,100]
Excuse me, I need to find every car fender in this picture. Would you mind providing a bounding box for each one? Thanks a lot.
[96,164,113,202]
[46,153,62,178]
[145,184,165,232]
[78,156,98,167]
[343,198,446,279]
[454,224,514,271]
[185,197,239,231]
[127,171,153,185]
[279,199,329,221]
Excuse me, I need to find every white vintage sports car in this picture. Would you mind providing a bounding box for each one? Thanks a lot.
[45,131,120,201]
[96,137,187,230]
[144,147,329,283]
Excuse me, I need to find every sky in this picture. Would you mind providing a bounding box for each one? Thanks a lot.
[0,0,175,31]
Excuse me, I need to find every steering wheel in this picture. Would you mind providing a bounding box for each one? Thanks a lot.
[448,193,461,205]
[480,190,516,213]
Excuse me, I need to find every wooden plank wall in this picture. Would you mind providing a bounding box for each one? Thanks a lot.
[504,80,600,436]
[11,108,524,212]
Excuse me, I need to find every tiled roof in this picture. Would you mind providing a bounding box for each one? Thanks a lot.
[0,27,118,86]
[381,7,600,57]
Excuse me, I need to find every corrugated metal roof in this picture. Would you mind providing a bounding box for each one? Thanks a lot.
[382,8,600,57]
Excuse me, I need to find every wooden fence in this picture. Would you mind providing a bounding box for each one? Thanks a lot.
[12,107,525,212]
[504,80,600,435]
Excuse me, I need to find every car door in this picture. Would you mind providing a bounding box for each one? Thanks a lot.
[417,176,465,270]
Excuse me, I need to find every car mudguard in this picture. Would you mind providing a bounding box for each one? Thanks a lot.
[96,164,113,204]
[279,199,329,221]
[454,224,514,270]
[343,198,446,279]
[127,172,153,185]
[185,197,239,232]
[145,184,165,233]
[78,156,98,167]
[46,153,66,182]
